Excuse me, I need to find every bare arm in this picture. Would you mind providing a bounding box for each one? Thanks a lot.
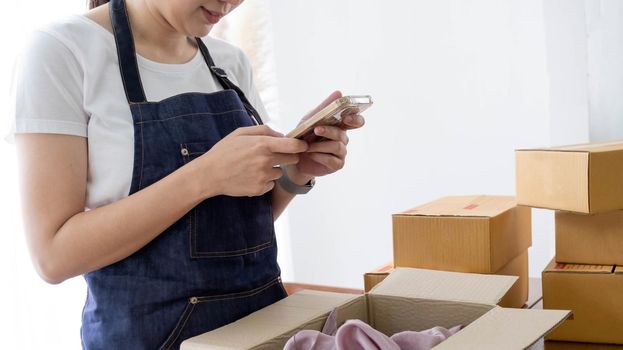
[16,134,209,284]
[16,126,306,284]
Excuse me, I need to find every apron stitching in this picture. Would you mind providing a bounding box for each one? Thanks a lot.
[135,109,246,124]
[192,207,198,255]
[160,278,280,349]
[137,105,145,189]
[195,277,281,303]
[160,302,196,350]
[131,90,237,105]
[191,240,272,258]
[188,210,193,257]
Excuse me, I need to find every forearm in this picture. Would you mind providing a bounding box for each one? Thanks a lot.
[33,161,210,283]
[272,183,297,221]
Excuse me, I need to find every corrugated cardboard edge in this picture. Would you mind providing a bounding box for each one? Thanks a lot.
[395,195,517,218]
[364,272,392,293]
[543,260,613,274]
[516,140,623,153]
[363,262,395,292]
[432,307,571,350]
[370,267,517,305]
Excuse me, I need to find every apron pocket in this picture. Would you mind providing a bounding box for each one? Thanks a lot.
[180,142,275,259]
[159,300,196,350]
[159,277,285,350]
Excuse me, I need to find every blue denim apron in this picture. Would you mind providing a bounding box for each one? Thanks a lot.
[80,0,286,348]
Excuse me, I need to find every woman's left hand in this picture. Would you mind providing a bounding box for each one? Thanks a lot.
[287,91,366,182]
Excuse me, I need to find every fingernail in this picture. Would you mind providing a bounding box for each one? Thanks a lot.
[344,116,353,123]
[315,126,325,134]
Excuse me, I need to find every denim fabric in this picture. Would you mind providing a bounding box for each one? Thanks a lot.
[80,0,285,349]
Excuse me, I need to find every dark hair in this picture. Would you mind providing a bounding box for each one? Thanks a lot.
[88,0,110,10]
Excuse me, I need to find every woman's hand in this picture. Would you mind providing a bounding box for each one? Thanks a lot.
[287,91,366,183]
[198,125,308,198]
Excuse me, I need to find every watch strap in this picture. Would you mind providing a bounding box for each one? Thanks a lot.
[277,171,315,194]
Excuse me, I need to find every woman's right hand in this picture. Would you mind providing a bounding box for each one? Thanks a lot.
[196,125,308,198]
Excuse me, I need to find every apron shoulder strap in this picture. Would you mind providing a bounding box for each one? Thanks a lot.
[110,0,265,125]
[195,37,264,125]
[109,0,147,104]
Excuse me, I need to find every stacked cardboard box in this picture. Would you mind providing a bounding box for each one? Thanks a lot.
[515,141,623,344]
[386,195,531,308]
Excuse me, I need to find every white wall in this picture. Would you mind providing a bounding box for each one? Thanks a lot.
[268,0,561,288]
[585,0,623,141]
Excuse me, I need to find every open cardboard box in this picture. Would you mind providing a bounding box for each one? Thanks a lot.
[365,251,529,308]
[182,268,570,350]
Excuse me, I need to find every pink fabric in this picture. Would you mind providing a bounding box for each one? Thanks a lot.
[284,319,462,350]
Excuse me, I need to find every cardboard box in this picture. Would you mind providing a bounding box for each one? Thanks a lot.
[556,210,623,265]
[515,141,623,213]
[393,195,531,273]
[183,268,570,350]
[542,259,623,344]
[496,250,529,308]
[364,251,529,308]
[363,261,394,292]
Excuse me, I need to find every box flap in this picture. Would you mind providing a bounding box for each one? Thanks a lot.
[432,307,571,349]
[370,268,517,305]
[543,260,613,274]
[517,141,623,153]
[396,195,516,218]
[181,290,363,350]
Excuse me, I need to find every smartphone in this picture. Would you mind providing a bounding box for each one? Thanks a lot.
[287,95,373,142]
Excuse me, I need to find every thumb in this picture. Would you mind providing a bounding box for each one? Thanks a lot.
[234,125,284,137]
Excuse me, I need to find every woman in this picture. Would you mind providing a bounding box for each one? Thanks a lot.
[13,0,364,348]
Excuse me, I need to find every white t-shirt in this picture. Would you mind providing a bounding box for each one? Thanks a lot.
[13,15,269,210]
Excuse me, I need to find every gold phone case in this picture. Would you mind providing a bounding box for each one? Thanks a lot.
[287,95,373,142]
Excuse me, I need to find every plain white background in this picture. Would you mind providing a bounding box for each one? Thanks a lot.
[1,0,622,348]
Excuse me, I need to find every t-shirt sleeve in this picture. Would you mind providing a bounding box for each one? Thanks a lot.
[11,30,88,139]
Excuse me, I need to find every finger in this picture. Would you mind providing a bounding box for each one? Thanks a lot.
[271,153,300,166]
[306,141,347,159]
[235,125,284,137]
[307,152,345,172]
[313,125,349,144]
[265,137,308,154]
[341,114,365,130]
[300,90,343,122]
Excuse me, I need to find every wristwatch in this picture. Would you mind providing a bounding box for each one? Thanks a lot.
[277,171,315,194]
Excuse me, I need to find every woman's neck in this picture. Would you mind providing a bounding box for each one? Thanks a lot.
[126,0,198,64]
